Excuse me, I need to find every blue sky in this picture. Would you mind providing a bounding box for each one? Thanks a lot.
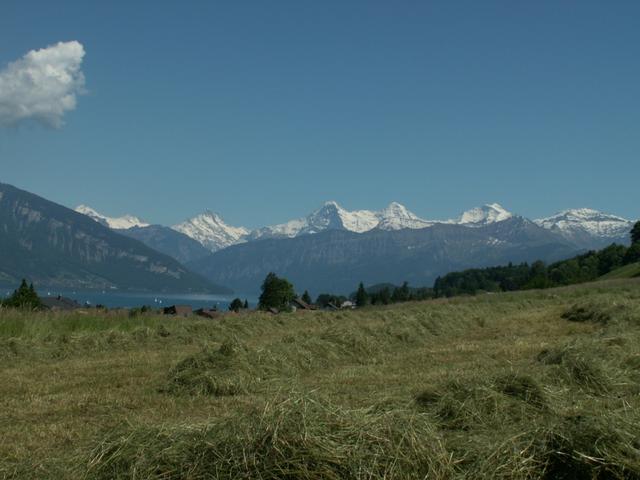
[1,1,638,228]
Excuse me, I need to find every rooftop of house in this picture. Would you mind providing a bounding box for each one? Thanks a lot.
[194,308,220,319]
[39,295,81,311]
[292,297,314,310]
[163,305,193,316]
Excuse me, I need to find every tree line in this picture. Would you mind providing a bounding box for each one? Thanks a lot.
[352,281,434,307]
[434,222,640,297]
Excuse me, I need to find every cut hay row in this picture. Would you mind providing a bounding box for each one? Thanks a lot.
[1,278,640,478]
[84,393,640,480]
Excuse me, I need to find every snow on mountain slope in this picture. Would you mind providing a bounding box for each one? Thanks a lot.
[77,200,634,255]
[303,201,380,234]
[457,203,513,226]
[249,201,432,240]
[75,205,149,230]
[249,201,375,240]
[250,217,307,239]
[534,209,634,246]
[172,211,250,252]
[377,202,435,230]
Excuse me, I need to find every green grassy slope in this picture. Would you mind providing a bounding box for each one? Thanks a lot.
[600,262,640,280]
[1,278,639,479]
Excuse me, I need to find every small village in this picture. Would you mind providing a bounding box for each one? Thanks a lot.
[35,293,357,317]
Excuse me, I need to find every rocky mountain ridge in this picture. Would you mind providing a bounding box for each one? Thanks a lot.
[77,201,635,255]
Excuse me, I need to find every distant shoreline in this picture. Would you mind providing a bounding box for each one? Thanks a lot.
[0,288,258,310]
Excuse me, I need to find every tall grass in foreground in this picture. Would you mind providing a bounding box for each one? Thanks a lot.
[1,279,640,479]
[84,392,640,480]
[0,307,166,338]
[85,396,452,480]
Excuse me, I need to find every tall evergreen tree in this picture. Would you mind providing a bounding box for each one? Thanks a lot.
[229,298,244,312]
[301,290,312,305]
[243,299,249,309]
[399,281,411,302]
[2,279,42,309]
[526,261,551,289]
[379,286,391,305]
[391,286,401,303]
[632,221,640,245]
[355,282,368,307]
[390,282,410,302]
[624,243,640,265]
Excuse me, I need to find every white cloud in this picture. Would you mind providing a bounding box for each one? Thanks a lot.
[0,41,86,128]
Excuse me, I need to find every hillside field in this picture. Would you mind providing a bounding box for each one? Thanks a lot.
[1,279,640,479]
[601,262,640,280]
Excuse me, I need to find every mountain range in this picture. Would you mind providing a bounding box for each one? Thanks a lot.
[77,201,635,254]
[74,199,635,295]
[75,204,149,230]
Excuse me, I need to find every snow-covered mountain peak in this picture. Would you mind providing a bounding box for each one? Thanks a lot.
[172,211,249,252]
[306,202,378,234]
[543,208,628,223]
[534,208,634,244]
[458,203,513,226]
[381,202,411,216]
[75,205,149,230]
[200,210,227,223]
[249,201,434,239]
[75,204,102,221]
[377,202,433,230]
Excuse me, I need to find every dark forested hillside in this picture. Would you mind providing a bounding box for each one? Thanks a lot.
[434,243,636,297]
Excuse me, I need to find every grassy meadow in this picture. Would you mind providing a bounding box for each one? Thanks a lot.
[1,279,640,479]
[601,262,640,280]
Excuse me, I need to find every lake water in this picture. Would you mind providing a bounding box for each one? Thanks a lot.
[0,288,258,310]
